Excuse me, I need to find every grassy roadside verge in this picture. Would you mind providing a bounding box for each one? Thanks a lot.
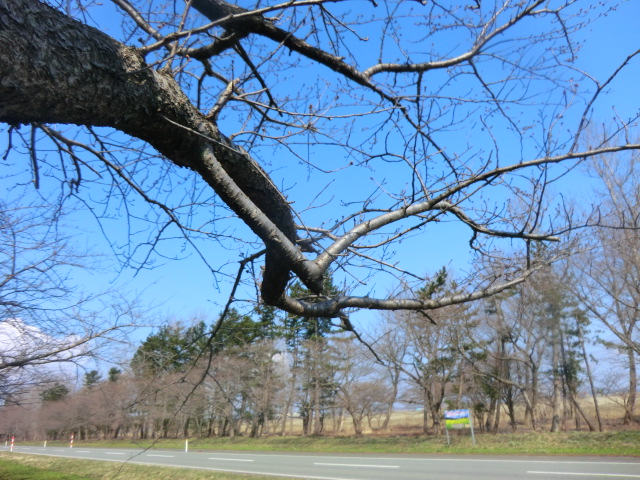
[0,453,284,480]
[2,431,637,479]
[184,431,640,455]
[14,430,640,456]
[0,455,88,480]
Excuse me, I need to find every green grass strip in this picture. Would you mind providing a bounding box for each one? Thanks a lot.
[0,457,89,480]
[35,431,640,456]
[0,453,288,480]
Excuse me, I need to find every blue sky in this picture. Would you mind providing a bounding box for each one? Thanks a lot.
[1,0,639,351]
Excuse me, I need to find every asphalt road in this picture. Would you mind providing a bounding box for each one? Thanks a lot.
[3,445,640,480]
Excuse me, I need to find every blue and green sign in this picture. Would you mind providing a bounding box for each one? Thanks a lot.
[444,409,471,429]
[443,409,475,445]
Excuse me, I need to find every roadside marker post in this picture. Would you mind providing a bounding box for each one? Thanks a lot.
[185,438,189,453]
[10,436,14,452]
[70,433,74,448]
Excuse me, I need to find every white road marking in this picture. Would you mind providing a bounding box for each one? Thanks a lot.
[314,462,399,469]
[528,472,640,478]
[208,457,254,462]
[183,452,639,466]
[145,454,175,458]
[105,452,126,455]
[422,459,640,466]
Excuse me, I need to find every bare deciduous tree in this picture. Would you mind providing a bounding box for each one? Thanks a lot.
[1,0,639,323]
[0,200,141,403]
[332,336,390,436]
[572,144,640,424]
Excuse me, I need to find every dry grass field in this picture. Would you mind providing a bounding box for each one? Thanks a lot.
[267,395,637,438]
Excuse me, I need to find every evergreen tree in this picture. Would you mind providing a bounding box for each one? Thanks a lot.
[84,370,102,388]
[284,277,340,435]
[209,308,276,353]
[131,321,208,375]
[41,382,69,403]
[108,367,122,382]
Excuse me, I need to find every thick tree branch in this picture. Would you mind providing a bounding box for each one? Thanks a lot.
[191,0,388,98]
[277,273,533,318]
[0,0,322,301]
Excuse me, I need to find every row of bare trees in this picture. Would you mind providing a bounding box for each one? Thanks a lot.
[2,255,637,442]
[0,198,146,407]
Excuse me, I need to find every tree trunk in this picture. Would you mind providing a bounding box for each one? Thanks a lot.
[569,391,596,432]
[577,322,603,431]
[381,366,400,430]
[506,392,517,432]
[550,318,563,433]
[336,408,345,433]
[183,416,191,438]
[624,349,637,424]
[485,393,496,432]
[530,363,540,430]
[279,396,291,436]
[280,347,300,436]
[492,336,506,433]
[422,387,430,435]
[313,372,322,435]
[492,394,501,433]
[351,413,363,436]
[428,389,442,435]
[521,389,537,431]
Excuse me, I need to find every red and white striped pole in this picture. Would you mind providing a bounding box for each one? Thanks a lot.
[10,436,14,452]
[69,433,74,449]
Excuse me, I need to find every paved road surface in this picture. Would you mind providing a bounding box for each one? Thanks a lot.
[3,445,640,479]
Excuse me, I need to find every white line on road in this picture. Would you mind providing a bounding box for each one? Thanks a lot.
[528,472,640,478]
[314,462,399,469]
[186,453,639,466]
[145,454,175,458]
[105,452,126,455]
[426,459,640,466]
[208,457,254,462]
